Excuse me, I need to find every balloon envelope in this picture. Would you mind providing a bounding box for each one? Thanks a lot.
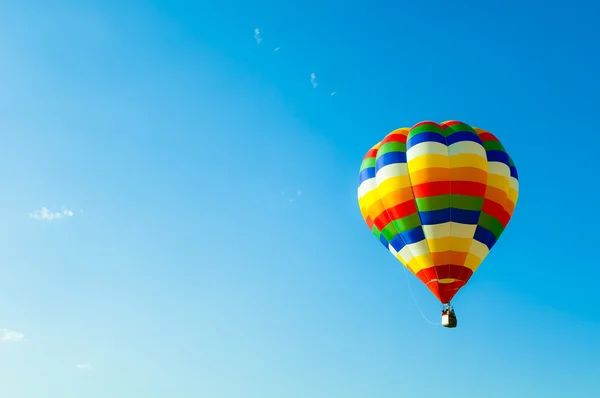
[357,121,519,303]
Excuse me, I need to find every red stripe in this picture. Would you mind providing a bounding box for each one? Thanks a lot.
[365,216,374,230]
[412,121,438,129]
[372,210,393,231]
[478,132,498,142]
[438,265,473,280]
[424,281,441,302]
[416,265,473,283]
[364,148,378,159]
[386,200,417,220]
[411,181,487,198]
[482,199,511,227]
[451,181,487,197]
[441,120,463,128]
[457,268,474,284]
[412,181,451,197]
[381,132,407,144]
[416,271,430,286]
[438,281,465,303]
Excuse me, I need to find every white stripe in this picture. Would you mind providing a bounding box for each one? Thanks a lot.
[422,222,477,239]
[357,178,377,199]
[469,240,490,259]
[407,240,430,257]
[422,223,450,239]
[488,161,510,177]
[448,141,486,157]
[450,223,478,238]
[375,163,408,182]
[388,244,398,257]
[398,245,414,262]
[407,141,447,159]
[510,177,519,192]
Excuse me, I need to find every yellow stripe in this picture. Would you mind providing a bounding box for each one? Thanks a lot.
[425,237,473,253]
[464,253,484,271]
[359,190,380,210]
[407,154,449,171]
[508,187,518,203]
[449,153,487,170]
[376,175,412,196]
[486,173,510,191]
[406,258,420,273]
[409,254,434,273]
[366,200,385,220]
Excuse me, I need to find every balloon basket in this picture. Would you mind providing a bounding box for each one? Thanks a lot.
[442,311,457,328]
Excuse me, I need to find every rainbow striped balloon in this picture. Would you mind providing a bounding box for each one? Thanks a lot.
[357,121,519,304]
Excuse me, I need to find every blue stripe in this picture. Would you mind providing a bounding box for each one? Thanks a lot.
[451,209,481,224]
[419,209,451,225]
[509,165,519,179]
[389,234,406,252]
[379,233,389,248]
[400,226,426,244]
[375,151,407,171]
[473,225,497,250]
[486,150,509,165]
[407,131,446,148]
[358,167,375,185]
[446,131,483,146]
[419,208,481,225]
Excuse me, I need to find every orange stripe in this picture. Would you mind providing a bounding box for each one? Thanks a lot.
[450,167,487,184]
[431,251,468,266]
[380,187,415,207]
[408,167,450,184]
[484,186,508,203]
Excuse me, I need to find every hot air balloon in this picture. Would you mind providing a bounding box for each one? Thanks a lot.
[357,121,519,328]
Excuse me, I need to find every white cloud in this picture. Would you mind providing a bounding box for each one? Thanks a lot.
[29,206,74,221]
[254,28,262,44]
[330,91,337,96]
[310,73,318,88]
[76,364,92,370]
[0,329,25,343]
[274,47,280,52]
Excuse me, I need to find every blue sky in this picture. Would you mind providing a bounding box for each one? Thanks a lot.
[0,0,599,397]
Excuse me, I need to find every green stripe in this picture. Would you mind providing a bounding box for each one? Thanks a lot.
[371,225,381,240]
[483,140,506,152]
[415,196,451,212]
[451,195,485,211]
[381,223,398,242]
[509,157,516,167]
[376,141,406,158]
[360,158,376,171]
[408,123,444,140]
[392,213,421,232]
[478,212,505,239]
[444,123,476,136]
[416,195,484,212]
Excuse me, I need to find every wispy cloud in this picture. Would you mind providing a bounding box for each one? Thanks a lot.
[274,47,280,52]
[330,91,337,96]
[76,364,92,370]
[310,73,318,88]
[254,28,262,44]
[29,206,74,221]
[0,329,25,343]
